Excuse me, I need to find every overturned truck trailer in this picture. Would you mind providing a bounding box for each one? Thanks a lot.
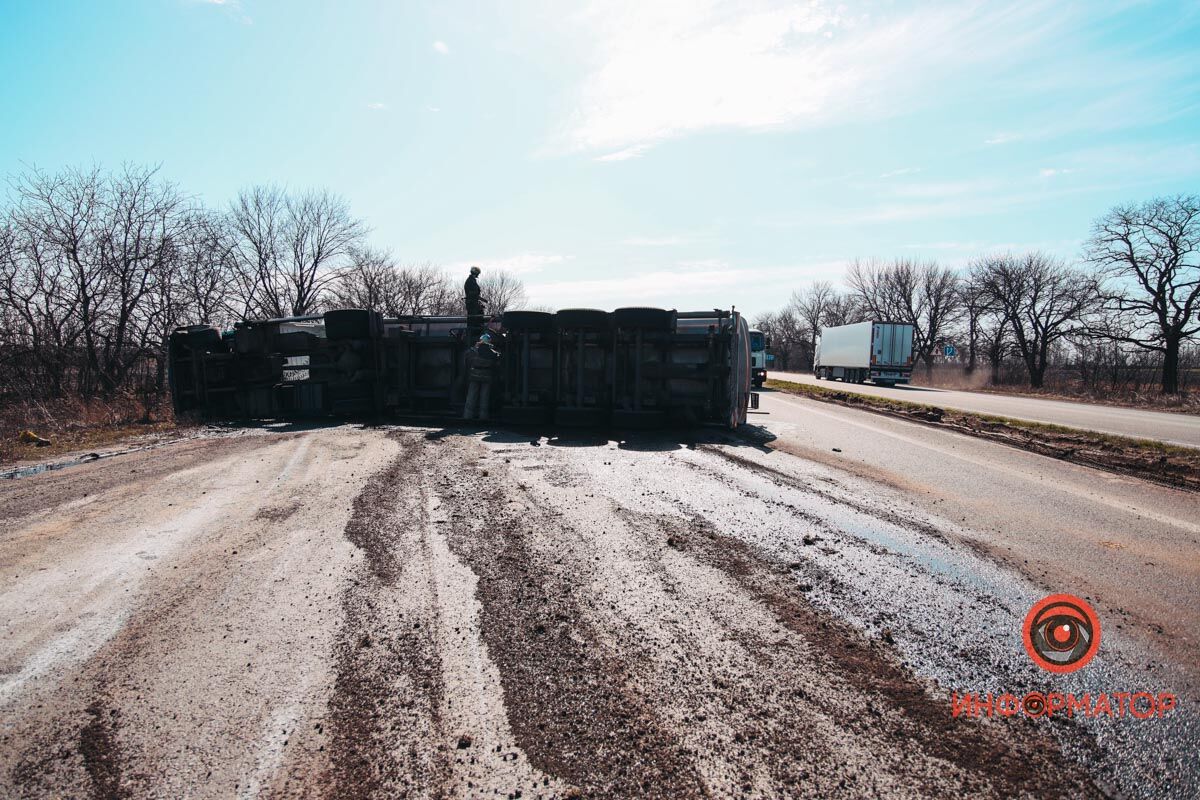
[169,307,758,428]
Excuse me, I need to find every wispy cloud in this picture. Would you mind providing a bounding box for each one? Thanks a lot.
[449,253,570,276]
[879,167,921,179]
[1038,167,1072,177]
[366,102,387,111]
[622,235,689,246]
[595,144,649,162]
[191,0,251,24]
[984,132,1021,145]
[552,0,1080,157]
[432,40,450,55]
[526,260,844,310]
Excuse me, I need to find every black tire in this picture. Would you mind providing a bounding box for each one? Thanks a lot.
[183,326,222,351]
[612,307,675,331]
[555,308,611,330]
[324,308,378,340]
[502,310,555,331]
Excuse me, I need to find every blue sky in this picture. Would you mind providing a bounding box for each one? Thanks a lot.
[2,1,1198,316]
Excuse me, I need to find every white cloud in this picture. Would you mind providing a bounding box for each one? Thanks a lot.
[553,0,1071,157]
[879,167,921,179]
[526,260,844,312]
[1038,167,1072,177]
[449,253,570,276]
[984,132,1021,145]
[622,235,688,246]
[433,40,450,55]
[595,144,650,162]
[192,0,251,23]
[366,102,387,111]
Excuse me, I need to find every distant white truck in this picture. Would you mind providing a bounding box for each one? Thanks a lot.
[814,321,914,387]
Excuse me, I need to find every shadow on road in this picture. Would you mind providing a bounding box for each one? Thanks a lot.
[431,423,776,452]
[202,415,777,453]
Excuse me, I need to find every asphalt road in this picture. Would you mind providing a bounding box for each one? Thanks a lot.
[754,390,1200,679]
[1,421,1196,798]
[769,370,1200,447]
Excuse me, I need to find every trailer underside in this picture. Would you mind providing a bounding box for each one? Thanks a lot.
[168,307,756,428]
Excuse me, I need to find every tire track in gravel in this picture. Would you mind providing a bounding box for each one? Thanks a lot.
[650,511,1101,799]
[1,428,388,799]
[325,442,451,797]
[462,432,1108,798]
[420,433,709,798]
[78,696,128,800]
[324,431,566,800]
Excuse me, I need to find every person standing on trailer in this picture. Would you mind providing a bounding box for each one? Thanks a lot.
[464,266,486,338]
[462,332,500,421]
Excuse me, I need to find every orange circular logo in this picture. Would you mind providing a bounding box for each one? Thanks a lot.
[1022,594,1101,673]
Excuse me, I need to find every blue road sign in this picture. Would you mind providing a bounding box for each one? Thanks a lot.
[943,344,957,358]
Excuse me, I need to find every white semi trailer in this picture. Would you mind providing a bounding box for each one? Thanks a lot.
[814,321,915,386]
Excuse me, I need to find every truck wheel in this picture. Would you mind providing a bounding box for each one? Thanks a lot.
[502,310,555,331]
[554,308,611,330]
[612,307,675,331]
[183,326,222,351]
[324,309,378,340]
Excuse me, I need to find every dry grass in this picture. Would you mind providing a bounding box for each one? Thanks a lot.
[910,372,1200,415]
[0,395,182,466]
[767,379,1200,491]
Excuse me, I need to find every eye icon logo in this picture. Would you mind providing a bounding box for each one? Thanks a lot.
[1022,594,1100,673]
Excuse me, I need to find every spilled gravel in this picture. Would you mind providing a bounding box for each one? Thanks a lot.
[0,424,1194,798]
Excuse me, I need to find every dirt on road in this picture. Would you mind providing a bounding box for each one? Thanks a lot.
[0,424,1193,798]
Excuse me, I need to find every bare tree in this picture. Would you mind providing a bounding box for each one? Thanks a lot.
[177,211,238,327]
[330,251,458,317]
[283,189,365,315]
[396,262,457,316]
[754,308,808,371]
[228,184,285,319]
[975,252,1099,388]
[228,186,364,318]
[328,246,400,313]
[846,258,960,378]
[0,204,80,398]
[1087,194,1200,394]
[821,292,866,328]
[961,260,1004,376]
[789,280,835,365]
[478,270,527,315]
[6,165,187,397]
